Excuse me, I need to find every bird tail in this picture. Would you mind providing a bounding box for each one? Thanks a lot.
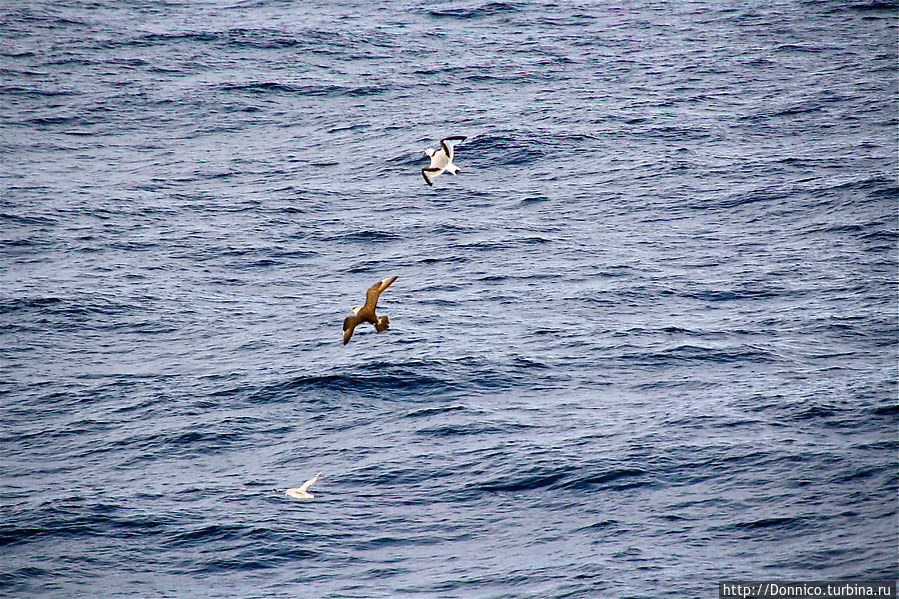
[375,315,390,332]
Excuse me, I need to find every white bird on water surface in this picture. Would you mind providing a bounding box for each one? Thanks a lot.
[284,470,324,499]
[421,136,467,186]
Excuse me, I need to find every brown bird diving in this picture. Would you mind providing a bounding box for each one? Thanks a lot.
[343,275,398,345]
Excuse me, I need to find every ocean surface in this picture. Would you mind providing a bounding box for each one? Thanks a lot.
[1,0,897,597]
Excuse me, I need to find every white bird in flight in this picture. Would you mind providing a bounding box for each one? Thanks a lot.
[343,275,398,345]
[284,470,323,499]
[422,136,467,186]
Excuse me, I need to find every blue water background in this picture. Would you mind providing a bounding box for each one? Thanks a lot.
[2,0,897,597]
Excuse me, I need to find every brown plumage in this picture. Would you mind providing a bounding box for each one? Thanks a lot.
[342,276,398,345]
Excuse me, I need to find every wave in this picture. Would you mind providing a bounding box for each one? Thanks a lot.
[0,499,173,550]
[219,81,387,97]
[847,0,899,10]
[0,295,138,319]
[1,211,58,227]
[427,2,522,19]
[0,85,75,97]
[622,344,778,366]
[245,368,457,404]
[872,403,899,416]
[476,469,568,493]
[728,515,808,532]
[465,131,550,166]
[319,230,403,243]
[681,287,793,302]
[414,420,534,438]
[560,468,650,490]
[218,354,553,408]
[475,464,651,494]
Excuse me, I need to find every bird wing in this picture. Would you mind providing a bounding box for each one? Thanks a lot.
[364,275,397,310]
[298,470,323,493]
[439,136,467,160]
[343,315,363,345]
[422,167,441,186]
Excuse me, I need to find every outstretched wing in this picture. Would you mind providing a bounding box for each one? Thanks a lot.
[439,136,467,160]
[365,275,398,309]
[343,315,363,345]
[298,470,323,493]
[422,167,441,186]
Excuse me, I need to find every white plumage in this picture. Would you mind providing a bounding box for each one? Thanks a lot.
[422,136,467,186]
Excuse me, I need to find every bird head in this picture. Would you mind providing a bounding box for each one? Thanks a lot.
[352,306,362,315]
[424,148,435,157]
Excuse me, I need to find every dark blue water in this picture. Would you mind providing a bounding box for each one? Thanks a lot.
[2,0,897,597]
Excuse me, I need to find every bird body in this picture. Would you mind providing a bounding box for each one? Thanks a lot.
[422,136,467,186]
[343,276,398,345]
